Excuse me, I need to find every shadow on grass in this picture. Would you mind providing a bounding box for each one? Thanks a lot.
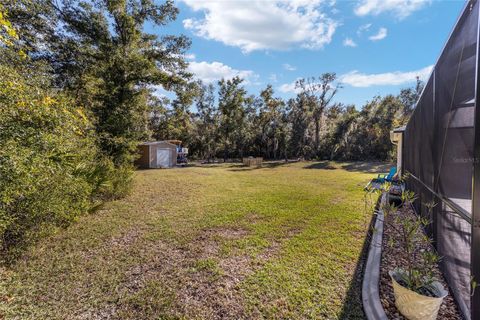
[227,161,292,172]
[304,161,393,174]
[174,160,393,175]
[340,162,393,174]
[303,161,337,170]
[337,198,379,319]
[167,162,241,169]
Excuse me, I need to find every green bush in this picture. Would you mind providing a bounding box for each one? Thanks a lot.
[0,7,135,262]
[0,61,102,261]
[88,157,134,202]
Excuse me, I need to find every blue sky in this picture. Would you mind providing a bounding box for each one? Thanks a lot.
[148,0,466,107]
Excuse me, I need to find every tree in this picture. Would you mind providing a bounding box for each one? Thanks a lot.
[218,77,248,161]
[6,0,192,166]
[295,73,340,157]
[233,94,255,159]
[277,99,292,161]
[288,95,312,159]
[398,77,424,121]
[194,82,219,162]
[0,7,105,259]
[67,0,190,165]
[345,95,404,160]
[0,0,55,56]
[1,0,199,256]
[168,81,199,146]
[257,85,286,159]
[325,105,358,160]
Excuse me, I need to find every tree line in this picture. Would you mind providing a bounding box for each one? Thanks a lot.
[152,76,422,162]
[0,0,422,260]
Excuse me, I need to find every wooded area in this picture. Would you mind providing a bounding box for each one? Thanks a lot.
[0,0,421,260]
[154,75,422,162]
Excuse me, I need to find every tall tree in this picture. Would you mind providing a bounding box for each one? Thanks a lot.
[0,5,112,257]
[168,81,199,146]
[7,0,192,166]
[288,95,312,159]
[398,77,424,121]
[326,105,358,160]
[218,77,247,161]
[277,97,291,161]
[194,82,219,162]
[258,85,285,159]
[295,74,340,157]
[1,0,55,56]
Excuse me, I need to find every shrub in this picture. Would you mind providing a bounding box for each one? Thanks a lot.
[88,157,134,202]
[0,7,136,261]
[381,191,441,296]
[0,60,101,261]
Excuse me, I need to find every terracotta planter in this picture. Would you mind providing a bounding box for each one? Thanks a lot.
[389,270,447,320]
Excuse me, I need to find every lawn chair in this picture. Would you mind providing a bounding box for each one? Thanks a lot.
[377,167,397,183]
[364,166,397,191]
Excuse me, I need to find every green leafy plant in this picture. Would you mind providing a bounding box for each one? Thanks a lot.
[0,40,132,261]
[363,183,382,231]
[381,190,442,297]
[472,276,478,297]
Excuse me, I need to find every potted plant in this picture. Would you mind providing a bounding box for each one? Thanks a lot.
[382,191,447,320]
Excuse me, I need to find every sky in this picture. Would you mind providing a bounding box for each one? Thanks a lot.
[147,0,467,107]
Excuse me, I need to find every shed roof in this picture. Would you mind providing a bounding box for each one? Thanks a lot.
[138,141,177,147]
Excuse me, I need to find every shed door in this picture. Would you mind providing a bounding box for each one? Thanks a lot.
[156,148,171,167]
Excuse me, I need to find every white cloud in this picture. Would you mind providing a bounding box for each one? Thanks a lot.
[152,85,169,98]
[343,38,357,47]
[269,73,279,83]
[357,23,372,36]
[283,63,297,71]
[369,27,387,41]
[354,0,431,19]
[185,53,196,60]
[279,82,299,94]
[340,65,433,87]
[182,0,338,53]
[188,61,256,84]
[278,78,304,94]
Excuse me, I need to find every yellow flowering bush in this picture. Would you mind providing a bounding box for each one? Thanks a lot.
[0,61,102,261]
[0,6,135,260]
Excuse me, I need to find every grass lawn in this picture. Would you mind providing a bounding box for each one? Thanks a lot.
[0,161,387,320]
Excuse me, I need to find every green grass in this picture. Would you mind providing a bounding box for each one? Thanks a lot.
[0,161,388,320]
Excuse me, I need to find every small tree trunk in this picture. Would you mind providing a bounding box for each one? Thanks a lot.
[273,138,277,160]
[315,117,320,156]
[224,142,227,162]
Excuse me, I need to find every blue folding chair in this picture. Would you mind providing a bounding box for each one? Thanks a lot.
[377,167,397,183]
[364,167,398,191]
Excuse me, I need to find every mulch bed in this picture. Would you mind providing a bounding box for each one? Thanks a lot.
[379,203,463,319]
